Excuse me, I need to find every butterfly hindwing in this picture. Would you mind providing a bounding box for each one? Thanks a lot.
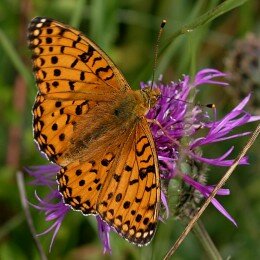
[97,119,160,245]
[57,151,117,215]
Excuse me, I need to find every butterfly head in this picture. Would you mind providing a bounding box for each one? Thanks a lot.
[141,87,161,110]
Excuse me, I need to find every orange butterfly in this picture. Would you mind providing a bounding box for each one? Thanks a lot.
[28,17,161,245]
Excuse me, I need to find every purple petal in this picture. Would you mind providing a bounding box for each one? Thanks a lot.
[189,147,249,166]
[248,115,260,122]
[191,109,253,148]
[233,94,251,110]
[194,69,228,87]
[182,174,236,225]
[96,216,111,254]
[203,132,251,144]
[210,198,237,226]
[160,191,169,219]
[24,164,60,186]
[49,221,62,252]
[31,190,70,252]
[204,186,230,196]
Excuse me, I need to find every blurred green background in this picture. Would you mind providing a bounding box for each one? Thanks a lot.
[0,0,259,259]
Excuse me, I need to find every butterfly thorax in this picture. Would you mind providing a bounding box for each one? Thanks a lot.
[133,87,161,117]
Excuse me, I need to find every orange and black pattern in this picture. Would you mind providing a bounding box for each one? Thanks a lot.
[28,17,160,246]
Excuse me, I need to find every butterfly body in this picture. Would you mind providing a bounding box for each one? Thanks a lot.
[28,17,161,245]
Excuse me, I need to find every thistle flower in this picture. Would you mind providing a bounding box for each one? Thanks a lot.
[142,68,259,222]
[25,68,259,253]
[25,164,112,253]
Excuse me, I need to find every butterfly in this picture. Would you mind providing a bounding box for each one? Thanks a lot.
[28,17,161,245]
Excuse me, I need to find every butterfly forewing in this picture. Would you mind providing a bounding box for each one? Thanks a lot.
[28,17,161,246]
[28,17,129,94]
[28,16,128,164]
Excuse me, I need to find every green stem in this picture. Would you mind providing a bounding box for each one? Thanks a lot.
[161,0,249,54]
[193,220,223,260]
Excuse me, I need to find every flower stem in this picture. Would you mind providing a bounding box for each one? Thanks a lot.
[193,220,222,260]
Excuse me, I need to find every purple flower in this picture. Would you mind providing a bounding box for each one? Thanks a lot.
[96,216,111,254]
[33,190,70,252]
[25,164,112,253]
[25,68,259,253]
[25,165,69,251]
[143,68,260,223]
[182,174,236,225]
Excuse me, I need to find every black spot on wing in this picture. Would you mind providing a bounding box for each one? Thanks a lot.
[136,142,150,157]
[145,183,157,192]
[95,65,114,81]
[141,154,152,163]
[78,45,95,63]
[72,35,82,48]
[70,58,79,68]
[139,165,156,180]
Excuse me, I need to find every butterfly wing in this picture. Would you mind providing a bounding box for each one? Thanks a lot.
[28,17,130,164]
[28,17,160,245]
[58,118,160,245]
[97,118,160,245]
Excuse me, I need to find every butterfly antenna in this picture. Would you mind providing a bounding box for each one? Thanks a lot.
[150,19,167,90]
